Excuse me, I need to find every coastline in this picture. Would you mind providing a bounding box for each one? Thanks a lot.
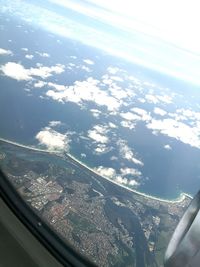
[0,137,193,204]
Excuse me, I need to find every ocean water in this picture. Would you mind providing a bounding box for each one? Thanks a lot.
[0,13,200,200]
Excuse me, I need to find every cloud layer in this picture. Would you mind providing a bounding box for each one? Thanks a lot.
[1,62,65,81]
[36,127,70,151]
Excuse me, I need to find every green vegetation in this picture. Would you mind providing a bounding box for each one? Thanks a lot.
[67,211,98,233]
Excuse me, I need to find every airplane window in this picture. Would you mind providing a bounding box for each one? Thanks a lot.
[0,1,199,266]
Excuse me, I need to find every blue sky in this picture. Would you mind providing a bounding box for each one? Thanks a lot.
[1,0,200,85]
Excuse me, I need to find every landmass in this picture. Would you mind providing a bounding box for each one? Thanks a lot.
[0,139,191,267]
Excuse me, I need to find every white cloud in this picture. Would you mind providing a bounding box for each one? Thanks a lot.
[154,107,167,116]
[3,0,200,85]
[115,176,139,187]
[48,82,66,91]
[108,122,117,128]
[120,108,151,126]
[36,127,70,151]
[25,54,34,59]
[94,125,108,134]
[107,66,121,75]
[88,124,114,154]
[30,64,64,79]
[49,121,62,127]
[145,94,159,104]
[120,167,141,177]
[94,144,112,154]
[146,94,173,105]
[90,109,102,118]
[109,84,129,100]
[128,75,141,85]
[34,80,47,88]
[102,74,113,85]
[0,48,12,55]
[110,76,123,82]
[176,108,200,122]
[94,166,116,178]
[110,156,118,161]
[120,112,141,121]
[143,81,156,88]
[128,179,140,187]
[120,120,135,130]
[164,144,172,150]
[1,62,32,81]
[21,48,28,52]
[45,77,121,111]
[81,65,91,72]
[83,59,94,65]
[117,139,144,166]
[88,124,109,144]
[147,118,200,149]
[158,94,172,104]
[138,98,146,103]
[131,107,152,121]
[36,52,50,57]
[0,62,65,81]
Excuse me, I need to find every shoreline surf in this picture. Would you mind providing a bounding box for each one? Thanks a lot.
[0,137,193,203]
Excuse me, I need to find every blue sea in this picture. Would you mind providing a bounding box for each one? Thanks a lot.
[1,12,200,200]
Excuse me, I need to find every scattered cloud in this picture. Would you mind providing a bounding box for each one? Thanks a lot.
[120,112,141,121]
[94,144,112,154]
[158,94,172,104]
[138,97,146,103]
[0,48,12,55]
[81,65,91,72]
[108,122,117,129]
[108,83,130,100]
[154,107,167,116]
[131,107,152,121]
[102,74,113,86]
[115,176,140,187]
[88,124,109,144]
[94,166,116,178]
[176,108,200,122]
[145,94,172,105]
[47,82,66,91]
[49,120,62,127]
[36,127,70,151]
[25,54,34,59]
[36,52,50,57]
[0,62,65,81]
[107,66,121,75]
[147,118,200,149]
[120,108,151,124]
[145,94,159,104]
[110,156,118,161]
[34,80,47,88]
[83,59,94,65]
[120,167,141,177]
[110,76,123,82]
[117,139,144,166]
[90,109,102,119]
[45,77,121,111]
[120,120,135,130]
[94,165,140,187]
[30,64,64,79]
[164,144,172,150]
[1,62,32,81]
